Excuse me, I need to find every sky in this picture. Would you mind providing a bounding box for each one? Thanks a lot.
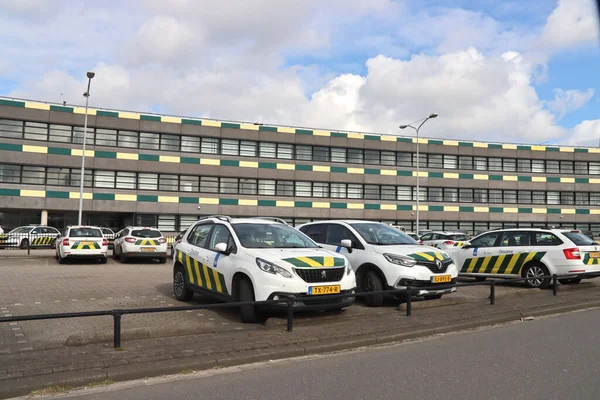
[0,0,599,146]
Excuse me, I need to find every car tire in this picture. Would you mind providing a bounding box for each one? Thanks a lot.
[558,278,582,285]
[119,249,128,264]
[159,257,167,264]
[362,269,384,307]
[173,265,193,301]
[238,278,258,323]
[19,239,29,249]
[424,294,443,300]
[523,262,550,289]
[99,257,108,264]
[58,254,65,264]
[112,246,119,259]
[475,277,487,282]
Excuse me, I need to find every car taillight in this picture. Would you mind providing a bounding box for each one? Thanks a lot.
[418,240,423,245]
[563,248,581,260]
[159,238,166,244]
[443,241,455,245]
[124,237,136,243]
[62,238,69,246]
[102,238,108,246]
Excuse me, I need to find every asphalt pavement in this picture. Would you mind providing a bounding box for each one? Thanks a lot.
[34,308,600,400]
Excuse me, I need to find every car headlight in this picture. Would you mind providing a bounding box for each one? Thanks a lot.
[384,254,417,267]
[255,258,293,278]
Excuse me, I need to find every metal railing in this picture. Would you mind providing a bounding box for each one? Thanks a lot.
[1,272,599,349]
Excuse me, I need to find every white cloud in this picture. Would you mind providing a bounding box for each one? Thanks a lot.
[564,119,600,147]
[547,88,595,118]
[540,0,600,50]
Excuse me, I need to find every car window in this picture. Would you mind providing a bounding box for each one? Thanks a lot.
[131,229,162,238]
[44,227,57,234]
[533,232,563,246]
[470,232,501,248]
[326,224,354,244]
[302,224,327,243]
[420,233,433,241]
[562,231,596,246]
[187,224,213,248]
[208,225,233,251]
[500,231,530,247]
[69,228,102,237]
[32,227,43,234]
[10,227,32,234]
[350,223,415,245]
[449,234,469,241]
[232,223,317,249]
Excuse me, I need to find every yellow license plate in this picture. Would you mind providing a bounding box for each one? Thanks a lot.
[590,252,600,258]
[141,247,156,252]
[308,285,341,295]
[431,275,452,283]
[81,241,94,246]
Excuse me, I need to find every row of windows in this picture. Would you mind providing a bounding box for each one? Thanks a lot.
[2,163,600,205]
[2,118,600,175]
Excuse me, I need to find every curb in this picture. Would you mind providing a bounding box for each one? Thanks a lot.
[4,298,600,399]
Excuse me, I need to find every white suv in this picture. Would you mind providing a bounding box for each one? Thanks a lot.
[420,231,470,250]
[173,216,356,322]
[55,226,108,264]
[113,226,168,263]
[298,220,458,306]
[446,228,600,288]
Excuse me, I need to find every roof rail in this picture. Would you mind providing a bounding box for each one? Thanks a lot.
[199,215,232,223]
[251,217,288,225]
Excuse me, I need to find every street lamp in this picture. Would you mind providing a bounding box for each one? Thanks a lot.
[399,113,438,236]
[77,71,95,226]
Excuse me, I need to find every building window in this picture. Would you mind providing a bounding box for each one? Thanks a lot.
[221,139,239,156]
[517,159,531,173]
[139,132,160,150]
[428,154,443,169]
[473,189,487,203]
[200,177,219,193]
[276,181,294,196]
[444,188,458,202]
[21,166,45,185]
[73,126,93,145]
[179,176,199,192]
[239,179,258,195]
[118,130,139,149]
[277,143,293,159]
[381,151,396,166]
[459,156,473,170]
[219,178,238,194]
[503,190,517,204]
[93,170,115,188]
[429,187,443,202]
[589,162,600,175]
[518,191,532,204]
[331,148,346,163]
[49,124,72,143]
[116,171,136,189]
[0,119,23,139]
[0,163,21,183]
[364,185,380,200]
[330,183,346,198]
[576,192,589,205]
[488,158,502,172]
[159,174,178,191]
[157,215,176,232]
[95,128,116,146]
[313,182,329,197]
[459,188,473,203]
[489,190,503,203]
[313,147,330,162]
[444,155,458,169]
[397,186,412,201]
[532,160,545,173]
[258,180,276,195]
[397,152,412,167]
[575,161,588,175]
[240,141,257,157]
[46,167,70,186]
[474,157,487,171]
[503,158,516,172]
[414,153,427,168]
[591,193,600,206]
[560,192,574,205]
[381,185,396,200]
[161,134,180,152]
[24,121,48,141]
[295,182,312,197]
[364,150,380,165]
[532,191,546,204]
[138,173,158,190]
[546,160,559,174]
[296,145,312,161]
[70,169,93,187]
[347,184,363,199]
[181,136,200,153]
[347,148,363,164]
[179,215,199,231]
[560,161,574,174]
[201,138,219,154]
[547,191,560,205]
[259,142,277,158]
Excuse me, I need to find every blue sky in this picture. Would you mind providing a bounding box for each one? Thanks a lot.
[0,0,599,145]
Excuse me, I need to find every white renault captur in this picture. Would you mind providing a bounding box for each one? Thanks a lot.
[298,220,458,306]
[173,216,356,322]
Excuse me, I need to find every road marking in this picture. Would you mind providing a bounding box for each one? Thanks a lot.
[208,318,215,321]
[34,302,41,305]
[90,298,95,300]
[54,300,60,303]
[14,333,24,337]
[20,347,33,351]
[160,301,165,303]
[235,327,243,330]
[12,327,21,331]
[0,307,7,310]
[221,323,229,326]
[9,322,18,326]
[5,314,12,317]
[17,341,27,344]
[71,299,78,302]
[13,303,22,306]
[108,297,113,299]
[197,314,204,317]
[125,296,130,299]
[2,310,9,314]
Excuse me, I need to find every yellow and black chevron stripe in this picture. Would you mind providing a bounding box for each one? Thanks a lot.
[453,242,466,247]
[177,251,228,294]
[282,256,345,268]
[71,241,101,250]
[0,234,7,243]
[135,239,160,246]
[408,251,449,262]
[461,252,546,274]
[32,237,55,246]
[583,253,600,265]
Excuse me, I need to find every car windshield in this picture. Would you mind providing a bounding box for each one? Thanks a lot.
[350,223,416,245]
[101,228,113,235]
[562,231,596,246]
[9,227,32,234]
[233,223,317,249]
[131,229,162,238]
[69,228,102,238]
[449,234,469,240]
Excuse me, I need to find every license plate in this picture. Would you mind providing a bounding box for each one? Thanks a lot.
[308,285,341,295]
[431,275,452,283]
[141,247,156,252]
[81,241,94,246]
[590,252,600,258]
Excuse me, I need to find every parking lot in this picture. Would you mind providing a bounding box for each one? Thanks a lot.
[2,249,599,354]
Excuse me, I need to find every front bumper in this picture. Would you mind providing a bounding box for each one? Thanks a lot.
[265,289,356,310]
[393,278,458,297]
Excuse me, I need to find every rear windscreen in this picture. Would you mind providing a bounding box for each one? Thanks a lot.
[449,234,469,240]
[562,232,595,246]
[131,229,161,238]
[101,228,113,235]
[69,228,102,238]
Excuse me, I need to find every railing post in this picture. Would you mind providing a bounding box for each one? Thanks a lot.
[490,280,495,305]
[405,286,412,317]
[113,311,122,349]
[552,274,558,296]
[27,235,31,256]
[286,296,295,332]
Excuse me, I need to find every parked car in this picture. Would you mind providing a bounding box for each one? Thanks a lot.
[420,231,470,249]
[100,227,116,248]
[113,226,168,263]
[2,225,61,249]
[298,220,458,306]
[55,226,108,264]
[173,216,356,322]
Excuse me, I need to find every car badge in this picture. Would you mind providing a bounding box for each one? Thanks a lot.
[435,259,443,269]
[321,270,327,279]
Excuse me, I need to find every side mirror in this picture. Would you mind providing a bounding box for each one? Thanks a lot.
[340,239,353,253]
[56,234,60,238]
[462,242,472,249]
[215,242,229,254]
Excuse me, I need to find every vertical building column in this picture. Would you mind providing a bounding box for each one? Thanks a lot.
[41,210,48,225]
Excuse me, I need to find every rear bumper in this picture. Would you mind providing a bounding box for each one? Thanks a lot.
[123,252,168,258]
[64,254,107,259]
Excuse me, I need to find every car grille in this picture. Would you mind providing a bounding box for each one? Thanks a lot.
[408,279,457,287]
[294,267,345,283]
[419,259,453,273]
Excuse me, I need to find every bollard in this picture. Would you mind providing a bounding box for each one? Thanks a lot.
[405,286,412,317]
[27,235,31,256]
[552,274,558,296]
[286,296,295,332]
[490,280,495,305]
[113,312,122,348]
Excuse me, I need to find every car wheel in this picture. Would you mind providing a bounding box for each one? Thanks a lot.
[58,253,65,264]
[19,239,29,249]
[99,257,108,264]
[523,262,550,289]
[159,257,167,264]
[558,278,582,285]
[238,278,258,323]
[173,265,193,301]
[424,294,443,300]
[362,269,384,307]
[475,277,487,282]
[119,249,128,264]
